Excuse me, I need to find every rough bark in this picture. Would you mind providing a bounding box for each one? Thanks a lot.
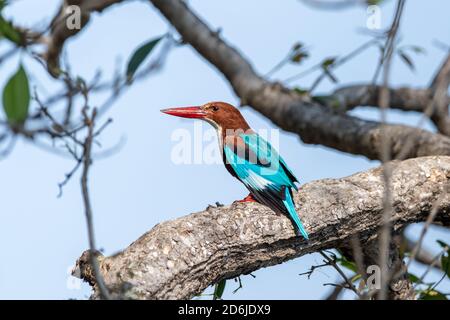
[73,156,450,299]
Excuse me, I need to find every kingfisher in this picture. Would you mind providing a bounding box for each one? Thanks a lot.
[161,102,308,239]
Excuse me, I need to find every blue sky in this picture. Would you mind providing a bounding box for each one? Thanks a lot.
[0,0,449,299]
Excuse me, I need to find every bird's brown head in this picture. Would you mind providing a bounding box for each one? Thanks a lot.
[161,101,250,131]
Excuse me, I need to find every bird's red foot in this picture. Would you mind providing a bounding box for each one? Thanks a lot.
[236,194,257,203]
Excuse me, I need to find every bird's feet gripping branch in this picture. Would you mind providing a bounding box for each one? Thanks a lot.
[236,193,258,203]
[161,101,309,240]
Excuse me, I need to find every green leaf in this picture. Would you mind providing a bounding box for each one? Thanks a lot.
[0,15,22,44]
[366,0,383,5]
[2,64,30,125]
[398,51,415,72]
[419,290,448,300]
[293,87,309,96]
[290,42,309,64]
[291,52,309,64]
[322,57,337,68]
[408,273,421,284]
[213,279,226,300]
[336,255,358,273]
[436,240,449,249]
[407,45,426,55]
[75,76,87,93]
[312,95,342,109]
[0,1,6,12]
[319,57,338,83]
[126,36,163,82]
[291,42,304,51]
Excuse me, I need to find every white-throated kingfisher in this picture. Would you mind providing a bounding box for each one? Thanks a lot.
[161,102,308,239]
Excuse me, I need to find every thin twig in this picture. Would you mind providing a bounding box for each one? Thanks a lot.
[232,277,243,294]
[80,108,112,300]
[377,0,406,300]
[350,235,366,282]
[285,39,377,85]
[319,251,363,299]
[406,190,448,271]
[325,280,346,300]
[413,247,448,290]
[420,247,450,297]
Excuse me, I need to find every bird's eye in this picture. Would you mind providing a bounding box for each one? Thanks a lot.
[211,105,219,112]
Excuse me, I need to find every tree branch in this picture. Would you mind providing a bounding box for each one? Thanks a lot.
[80,107,112,299]
[148,0,450,161]
[73,156,450,299]
[44,0,126,77]
[332,53,450,136]
[429,53,450,136]
[331,85,446,113]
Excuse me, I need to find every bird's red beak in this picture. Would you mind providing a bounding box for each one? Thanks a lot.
[160,106,206,119]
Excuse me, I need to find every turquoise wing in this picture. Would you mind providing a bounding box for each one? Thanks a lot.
[240,133,298,190]
[223,133,308,239]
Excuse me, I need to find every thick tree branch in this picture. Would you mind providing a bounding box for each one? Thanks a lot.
[74,156,450,299]
[148,0,450,160]
[332,54,450,136]
[332,85,447,113]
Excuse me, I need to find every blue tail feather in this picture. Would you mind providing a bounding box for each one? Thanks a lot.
[282,188,309,240]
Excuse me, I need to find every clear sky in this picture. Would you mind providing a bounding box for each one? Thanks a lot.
[0,0,449,299]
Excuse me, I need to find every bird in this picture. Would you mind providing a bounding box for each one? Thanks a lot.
[161,101,308,239]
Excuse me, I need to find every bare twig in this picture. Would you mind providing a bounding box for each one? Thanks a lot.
[319,251,363,299]
[0,135,17,160]
[420,246,450,297]
[413,247,448,290]
[232,277,243,294]
[404,235,442,270]
[299,261,331,279]
[350,236,366,282]
[325,280,346,300]
[0,47,19,65]
[285,39,377,86]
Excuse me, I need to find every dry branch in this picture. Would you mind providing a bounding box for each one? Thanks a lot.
[74,156,450,299]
